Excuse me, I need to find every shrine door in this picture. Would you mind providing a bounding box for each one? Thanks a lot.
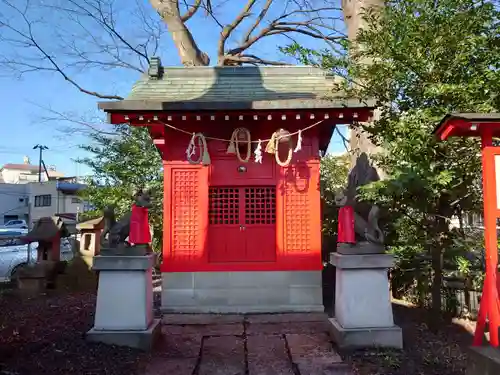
[207,186,276,263]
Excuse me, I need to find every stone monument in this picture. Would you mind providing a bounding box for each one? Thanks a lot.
[86,189,161,351]
[328,153,403,349]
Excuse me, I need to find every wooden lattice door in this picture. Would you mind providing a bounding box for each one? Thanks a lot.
[207,186,276,263]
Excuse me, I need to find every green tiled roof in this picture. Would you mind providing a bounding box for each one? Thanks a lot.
[98,57,375,112]
[127,64,344,103]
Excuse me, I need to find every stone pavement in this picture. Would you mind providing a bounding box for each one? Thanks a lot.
[143,313,353,375]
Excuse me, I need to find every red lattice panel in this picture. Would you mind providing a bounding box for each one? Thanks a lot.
[208,187,239,225]
[245,187,276,225]
[172,170,199,254]
[284,185,310,253]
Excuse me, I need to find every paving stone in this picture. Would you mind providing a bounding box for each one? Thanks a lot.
[247,321,329,335]
[296,361,355,375]
[247,335,295,375]
[286,333,343,365]
[198,336,246,375]
[142,358,198,375]
[162,314,244,325]
[162,323,244,336]
[246,313,328,324]
[155,334,201,358]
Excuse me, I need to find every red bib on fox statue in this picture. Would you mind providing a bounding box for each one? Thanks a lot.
[337,205,355,244]
[129,204,151,244]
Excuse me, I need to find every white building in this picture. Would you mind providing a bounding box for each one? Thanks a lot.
[0,183,29,224]
[1,157,64,184]
[27,180,86,225]
[0,179,88,228]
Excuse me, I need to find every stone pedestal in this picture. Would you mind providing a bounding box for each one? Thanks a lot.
[466,346,500,375]
[328,249,403,349]
[86,254,160,351]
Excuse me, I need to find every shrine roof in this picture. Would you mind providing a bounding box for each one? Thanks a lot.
[98,58,375,112]
[434,113,500,140]
[76,216,104,230]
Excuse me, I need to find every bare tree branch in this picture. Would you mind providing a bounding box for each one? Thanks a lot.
[180,0,202,22]
[0,0,125,99]
[335,126,351,153]
[33,102,118,136]
[241,0,274,45]
[217,0,257,64]
[219,2,344,65]
[0,0,166,100]
[49,0,151,65]
[225,54,294,66]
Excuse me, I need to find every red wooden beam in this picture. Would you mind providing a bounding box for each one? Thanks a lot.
[107,108,374,126]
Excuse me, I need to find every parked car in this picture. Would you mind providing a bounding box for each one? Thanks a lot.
[1,219,28,229]
[0,234,74,283]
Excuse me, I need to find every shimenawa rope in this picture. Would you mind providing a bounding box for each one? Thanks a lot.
[159,119,325,144]
[186,132,211,165]
[227,128,252,163]
[153,119,327,166]
[265,129,294,167]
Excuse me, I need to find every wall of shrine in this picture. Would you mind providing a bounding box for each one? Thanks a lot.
[158,120,322,273]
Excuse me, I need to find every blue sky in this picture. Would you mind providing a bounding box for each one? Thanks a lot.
[0,0,347,177]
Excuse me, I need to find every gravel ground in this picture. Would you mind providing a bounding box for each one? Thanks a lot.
[0,288,147,375]
[343,301,474,375]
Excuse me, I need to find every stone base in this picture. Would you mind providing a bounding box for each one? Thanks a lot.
[17,276,46,294]
[466,346,500,375]
[337,242,385,255]
[100,245,149,257]
[86,318,161,351]
[161,271,324,313]
[93,255,155,330]
[328,317,403,349]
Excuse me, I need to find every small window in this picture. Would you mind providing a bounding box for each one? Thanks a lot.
[34,194,51,207]
[71,197,81,204]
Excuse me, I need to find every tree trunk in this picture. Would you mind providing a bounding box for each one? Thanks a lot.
[342,0,384,44]
[341,0,384,170]
[429,216,447,332]
[150,0,210,66]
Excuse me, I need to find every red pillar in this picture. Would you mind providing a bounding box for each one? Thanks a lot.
[473,132,500,346]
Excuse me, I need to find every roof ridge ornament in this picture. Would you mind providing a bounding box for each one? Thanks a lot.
[148,57,163,80]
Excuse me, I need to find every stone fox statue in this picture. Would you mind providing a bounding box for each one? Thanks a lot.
[335,152,384,245]
[100,189,153,249]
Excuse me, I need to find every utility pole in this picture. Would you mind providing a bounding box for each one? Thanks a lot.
[33,144,48,182]
[26,194,32,264]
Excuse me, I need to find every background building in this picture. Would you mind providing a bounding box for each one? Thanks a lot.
[0,159,89,230]
[0,157,64,184]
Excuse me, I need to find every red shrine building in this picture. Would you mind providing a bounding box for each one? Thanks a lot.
[99,58,374,313]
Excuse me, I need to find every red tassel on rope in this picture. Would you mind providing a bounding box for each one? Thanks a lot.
[337,205,355,244]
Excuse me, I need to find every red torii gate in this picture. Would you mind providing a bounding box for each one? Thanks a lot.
[434,113,500,347]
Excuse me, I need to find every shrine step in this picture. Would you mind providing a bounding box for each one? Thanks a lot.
[160,271,324,313]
